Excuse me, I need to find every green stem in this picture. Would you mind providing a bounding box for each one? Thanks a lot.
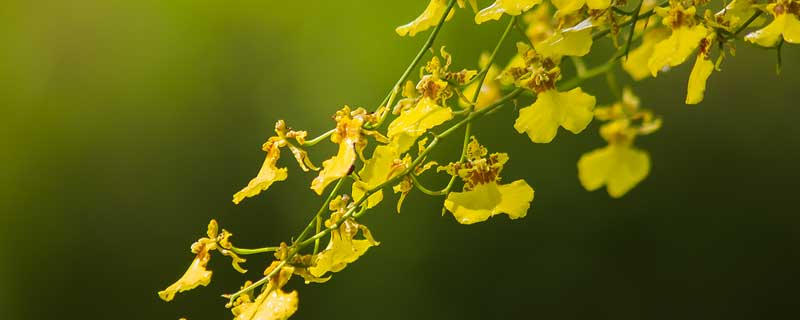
[294,177,346,244]
[624,0,644,59]
[301,129,335,147]
[371,0,458,129]
[732,11,763,37]
[228,246,280,255]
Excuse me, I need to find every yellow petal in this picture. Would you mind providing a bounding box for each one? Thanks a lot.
[233,139,288,204]
[158,254,212,301]
[387,97,453,152]
[551,0,585,15]
[578,145,650,198]
[623,28,669,81]
[309,228,378,277]
[685,53,714,105]
[648,25,708,76]
[534,28,593,58]
[745,14,786,47]
[444,180,534,224]
[514,88,596,143]
[233,289,299,320]
[586,0,611,10]
[475,0,542,24]
[352,145,401,209]
[311,113,364,195]
[784,13,800,44]
[396,0,455,37]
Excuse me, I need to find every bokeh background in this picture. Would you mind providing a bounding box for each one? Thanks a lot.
[2,1,799,319]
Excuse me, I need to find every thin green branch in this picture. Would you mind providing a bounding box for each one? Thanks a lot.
[300,129,335,147]
[228,246,280,255]
[371,0,458,129]
[624,0,644,59]
[732,11,763,37]
[294,177,346,244]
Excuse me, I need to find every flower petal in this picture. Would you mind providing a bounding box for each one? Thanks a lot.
[396,0,454,37]
[387,97,453,152]
[534,28,593,58]
[578,145,650,198]
[745,14,786,47]
[623,28,669,80]
[475,0,542,24]
[586,0,611,10]
[551,0,585,15]
[784,13,800,44]
[233,289,299,320]
[233,139,288,204]
[648,25,708,76]
[514,88,596,143]
[309,227,379,277]
[158,256,212,302]
[352,145,401,209]
[685,53,714,105]
[444,180,534,224]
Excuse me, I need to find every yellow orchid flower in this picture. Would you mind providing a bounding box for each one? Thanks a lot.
[514,87,596,143]
[159,220,218,301]
[309,200,379,277]
[388,97,453,152]
[686,36,715,104]
[623,27,670,80]
[396,0,456,37]
[441,138,534,224]
[311,107,367,195]
[648,3,709,76]
[521,3,594,58]
[578,120,650,198]
[475,0,542,24]
[231,266,298,320]
[352,144,402,209]
[578,89,661,198]
[233,136,288,204]
[745,0,800,47]
[551,0,611,16]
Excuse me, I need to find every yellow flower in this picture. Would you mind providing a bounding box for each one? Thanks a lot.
[388,97,453,153]
[231,266,298,320]
[233,137,288,204]
[158,220,219,302]
[551,0,611,16]
[685,36,715,105]
[352,144,402,209]
[623,27,670,80]
[396,0,456,37]
[475,0,542,24]
[311,107,366,195]
[514,88,596,143]
[647,4,709,76]
[441,138,534,224]
[578,120,650,198]
[309,206,379,277]
[578,89,660,198]
[745,0,800,47]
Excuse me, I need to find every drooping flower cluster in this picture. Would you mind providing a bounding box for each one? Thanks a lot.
[160,1,794,319]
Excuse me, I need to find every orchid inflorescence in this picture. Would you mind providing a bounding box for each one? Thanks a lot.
[158,0,797,318]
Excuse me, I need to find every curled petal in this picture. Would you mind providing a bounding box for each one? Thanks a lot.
[233,139,288,204]
[311,112,364,195]
[158,255,212,302]
[396,0,455,37]
[648,25,708,77]
[475,0,542,24]
[578,145,650,198]
[514,88,596,143]
[444,180,534,224]
[745,13,800,47]
[685,52,714,105]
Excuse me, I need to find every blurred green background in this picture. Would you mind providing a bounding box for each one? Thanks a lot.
[2,0,799,319]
